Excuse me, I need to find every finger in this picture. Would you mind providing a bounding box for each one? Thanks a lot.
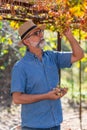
[62,88,68,95]
[56,89,68,97]
[56,92,62,97]
[55,88,61,93]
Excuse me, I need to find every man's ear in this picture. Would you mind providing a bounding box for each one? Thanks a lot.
[23,39,29,46]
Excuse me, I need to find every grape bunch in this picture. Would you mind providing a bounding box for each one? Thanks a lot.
[47,1,72,35]
[56,85,68,97]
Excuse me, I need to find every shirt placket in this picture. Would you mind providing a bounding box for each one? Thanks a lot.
[42,58,58,126]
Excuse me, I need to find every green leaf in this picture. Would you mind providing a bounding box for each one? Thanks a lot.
[0,21,3,29]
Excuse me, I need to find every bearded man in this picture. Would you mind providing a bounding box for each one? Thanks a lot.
[11,20,84,130]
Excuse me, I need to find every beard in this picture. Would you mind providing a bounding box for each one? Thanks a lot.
[30,39,46,49]
[38,39,46,49]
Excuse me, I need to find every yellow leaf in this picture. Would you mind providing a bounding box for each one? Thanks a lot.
[0,66,5,70]
[3,50,8,54]
[50,26,55,31]
[76,62,80,68]
[69,5,84,17]
[81,54,87,62]
[84,67,87,73]
[81,57,87,62]
[15,23,19,29]
[0,16,3,20]
[8,38,12,45]
[10,21,15,28]
[83,1,87,9]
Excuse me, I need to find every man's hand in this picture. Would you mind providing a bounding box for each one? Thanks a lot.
[64,27,72,38]
[47,87,68,100]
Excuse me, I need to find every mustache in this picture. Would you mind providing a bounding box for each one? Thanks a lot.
[37,38,45,47]
[39,38,45,43]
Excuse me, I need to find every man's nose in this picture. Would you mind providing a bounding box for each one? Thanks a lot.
[39,32,44,38]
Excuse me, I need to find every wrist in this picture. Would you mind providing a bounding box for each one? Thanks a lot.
[43,93,49,100]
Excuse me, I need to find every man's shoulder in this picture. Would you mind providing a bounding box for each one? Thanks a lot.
[44,50,59,57]
[12,58,24,69]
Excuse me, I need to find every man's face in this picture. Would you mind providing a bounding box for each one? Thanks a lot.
[23,28,45,48]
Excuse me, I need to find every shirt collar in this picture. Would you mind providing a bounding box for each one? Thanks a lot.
[25,49,44,59]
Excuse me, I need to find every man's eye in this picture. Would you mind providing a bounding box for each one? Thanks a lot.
[34,31,39,35]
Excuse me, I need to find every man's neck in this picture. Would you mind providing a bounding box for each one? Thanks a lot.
[28,47,43,60]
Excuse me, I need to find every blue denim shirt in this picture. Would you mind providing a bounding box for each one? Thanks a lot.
[11,50,72,128]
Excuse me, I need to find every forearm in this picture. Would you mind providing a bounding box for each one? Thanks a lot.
[12,88,68,104]
[65,31,84,63]
[66,34,83,55]
[12,92,48,104]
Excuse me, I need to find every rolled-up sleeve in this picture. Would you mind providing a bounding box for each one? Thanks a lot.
[11,63,26,95]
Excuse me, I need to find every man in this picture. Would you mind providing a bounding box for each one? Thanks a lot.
[11,20,84,130]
